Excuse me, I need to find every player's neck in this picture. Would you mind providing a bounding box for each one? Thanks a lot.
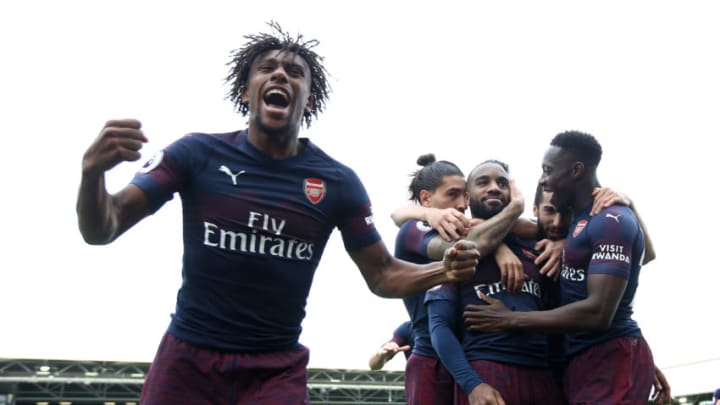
[572,179,600,213]
[247,125,303,160]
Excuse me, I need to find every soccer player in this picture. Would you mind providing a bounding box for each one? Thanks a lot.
[368,321,413,371]
[75,22,479,405]
[463,131,655,404]
[391,154,525,405]
[426,160,566,405]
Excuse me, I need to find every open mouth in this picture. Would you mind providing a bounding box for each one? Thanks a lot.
[263,89,290,108]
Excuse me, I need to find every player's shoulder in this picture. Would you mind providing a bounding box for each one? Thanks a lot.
[587,205,639,238]
[301,139,359,178]
[397,220,434,239]
[170,129,246,148]
[593,205,637,225]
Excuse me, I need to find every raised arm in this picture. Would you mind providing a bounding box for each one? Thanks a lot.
[349,240,479,298]
[425,182,524,261]
[77,119,151,244]
[391,205,470,241]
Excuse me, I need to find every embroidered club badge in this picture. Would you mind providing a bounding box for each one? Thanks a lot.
[573,219,588,238]
[304,178,326,204]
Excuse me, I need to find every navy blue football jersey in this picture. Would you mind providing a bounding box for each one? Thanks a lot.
[131,130,381,351]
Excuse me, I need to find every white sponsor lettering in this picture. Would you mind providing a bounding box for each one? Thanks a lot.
[473,280,542,299]
[248,211,286,235]
[561,264,586,281]
[593,244,630,263]
[365,215,374,226]
[203,221,313,261]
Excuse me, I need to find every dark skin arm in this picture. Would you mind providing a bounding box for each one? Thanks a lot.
[464,273,627,332]
[350,240,479,298]
[424,188,523,292]
[77,119,151,244]
[426,181,525,261]
[510,217,538,240]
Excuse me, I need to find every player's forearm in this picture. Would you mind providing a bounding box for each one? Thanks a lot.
[368,259,449,298]
[427,200,522,260]
[77,171,119,245]
[504,272,629,332]
[368,352,388,370]
[390,205,430,227]
[429,301,483,394]
[508,300,612,332]
[511,217,538,239]
[468,200,523,256]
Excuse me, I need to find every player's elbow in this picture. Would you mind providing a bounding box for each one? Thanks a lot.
[585,311,614,331]
[78,226,114,245]
[389,212,403,227]
[366,279,402,299]
[474,239,494,260]
[642,250,656,265]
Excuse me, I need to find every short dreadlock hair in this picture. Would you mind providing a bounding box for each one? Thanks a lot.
[225,21,330,128]
[550,130,603,168]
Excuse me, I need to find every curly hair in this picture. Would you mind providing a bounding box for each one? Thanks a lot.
[225,21,330,128]
[408,153,464,203]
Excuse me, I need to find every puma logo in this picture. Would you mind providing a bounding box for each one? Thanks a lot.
[219,165,246,185]
[605,213,621,223]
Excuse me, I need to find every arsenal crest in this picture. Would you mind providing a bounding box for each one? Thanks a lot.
[573,219,588,238]
[304,178,326,204]
[522,248,537,260]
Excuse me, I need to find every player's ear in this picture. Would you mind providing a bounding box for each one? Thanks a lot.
[304,95,314,114]
[419,190,432,207]
[571,161,585,180]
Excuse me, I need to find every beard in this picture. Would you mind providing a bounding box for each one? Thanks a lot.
[469,199,505,220]
[537,222,569,241]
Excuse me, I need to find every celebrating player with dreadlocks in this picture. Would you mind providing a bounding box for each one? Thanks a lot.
[76,21,480,404]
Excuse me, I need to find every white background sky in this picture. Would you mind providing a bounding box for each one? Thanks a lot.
[1,0,719,397]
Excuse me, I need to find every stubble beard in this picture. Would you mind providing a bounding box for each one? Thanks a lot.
[469,199,504,220]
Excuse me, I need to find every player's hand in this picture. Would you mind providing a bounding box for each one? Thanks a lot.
[590,187,631,216]
[82,119,148,176]
[377,341,410,360]
[468,382,506,405]
[494,244,526,293]
[463,292,512,332]
[534,239,564,280]
[443,240,479,282]
[508,179,526,213]
[427,208,471,241]
[650,365,672,404]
